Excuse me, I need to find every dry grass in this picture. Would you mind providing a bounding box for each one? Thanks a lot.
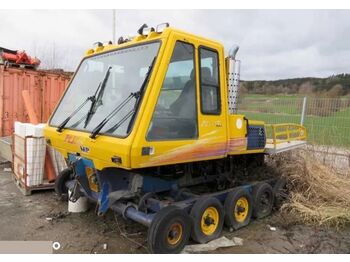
[274,151,350,228]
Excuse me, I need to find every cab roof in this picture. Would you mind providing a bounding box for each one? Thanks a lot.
[84,27,224,57]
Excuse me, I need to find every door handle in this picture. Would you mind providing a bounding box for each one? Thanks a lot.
[243,117,249,137]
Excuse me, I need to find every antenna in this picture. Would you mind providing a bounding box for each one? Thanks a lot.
[112,10,116,43]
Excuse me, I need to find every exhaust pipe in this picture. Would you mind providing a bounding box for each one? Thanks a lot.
[228,45,239,60]
[227,45,241,114]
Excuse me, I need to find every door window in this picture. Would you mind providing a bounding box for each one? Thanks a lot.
[199,48,221,115]
[147,41,197,140]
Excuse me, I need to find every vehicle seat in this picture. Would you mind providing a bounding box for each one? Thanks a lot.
[169,69,196,118]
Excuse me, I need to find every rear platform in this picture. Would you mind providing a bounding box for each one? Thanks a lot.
[264,123,307,154]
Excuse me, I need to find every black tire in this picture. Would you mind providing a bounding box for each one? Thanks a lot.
[190,197,224,244]
[273,178,288,209]
[147,206,191,254]
[224,187,253,230]
[252,182,274,219]
[54,168,73,200]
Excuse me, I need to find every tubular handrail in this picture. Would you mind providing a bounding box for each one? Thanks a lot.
[265,123,307,149]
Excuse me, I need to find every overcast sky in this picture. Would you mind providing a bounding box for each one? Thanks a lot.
[1,9,349,80]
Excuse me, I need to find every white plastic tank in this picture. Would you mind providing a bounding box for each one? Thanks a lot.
[68,189,89,213]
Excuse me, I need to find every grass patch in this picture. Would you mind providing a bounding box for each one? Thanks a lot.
[238,94,350,147]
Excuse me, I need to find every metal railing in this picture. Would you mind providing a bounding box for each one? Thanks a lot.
[265,123,307,148]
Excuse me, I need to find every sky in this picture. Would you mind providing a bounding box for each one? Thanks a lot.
[0,9,350,80]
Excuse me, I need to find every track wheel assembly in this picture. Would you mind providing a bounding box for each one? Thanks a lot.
[224,187,253,230]
[147,206,191,254]
[190,197,224,243]
[252,182,274,219]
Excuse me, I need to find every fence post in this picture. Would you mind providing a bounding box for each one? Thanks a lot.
[300,96,307,126]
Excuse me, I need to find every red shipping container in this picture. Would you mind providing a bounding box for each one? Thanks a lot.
[0,65,71,136]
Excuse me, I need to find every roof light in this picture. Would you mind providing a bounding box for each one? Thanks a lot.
[156,23,169,33]
[117,36,126,45]
[142,27,154,36]
[93,42,103,48]
[137,24,155,36]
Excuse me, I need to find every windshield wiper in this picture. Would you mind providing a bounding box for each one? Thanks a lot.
[105,109,135,134]
[83,66,112,128]
[89,92,139,139]
[56,66,112,132]
[89,56,157,139]
[126,56,157,133]
[56,96,94,132]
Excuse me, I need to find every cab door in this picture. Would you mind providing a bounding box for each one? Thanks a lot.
[196,45,228,159]
[131,33,227,168]
[131,33,199,168]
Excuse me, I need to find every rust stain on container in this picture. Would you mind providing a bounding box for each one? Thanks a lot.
[0,65,71,136]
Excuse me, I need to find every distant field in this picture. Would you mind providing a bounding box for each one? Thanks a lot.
[238,94,350,148]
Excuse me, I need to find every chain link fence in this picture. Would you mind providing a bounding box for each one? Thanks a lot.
[237,95,350,148]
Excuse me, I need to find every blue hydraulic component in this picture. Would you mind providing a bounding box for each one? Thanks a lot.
[67,155,112,215]
[67,154,96,199]
[111,202,156,227]
[98,182,110,214]
[142,175,178,193]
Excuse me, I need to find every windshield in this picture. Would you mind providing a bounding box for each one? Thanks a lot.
[49,42,161,137]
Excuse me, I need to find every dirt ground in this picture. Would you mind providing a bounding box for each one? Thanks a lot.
[1,162,350,254]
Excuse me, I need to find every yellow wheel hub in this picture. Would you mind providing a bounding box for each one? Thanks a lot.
[200,206,219,236]
[234,197,249,222]
[167,223,183,246]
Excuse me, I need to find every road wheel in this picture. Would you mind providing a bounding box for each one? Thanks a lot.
[273,178,288,209]
[54,168,73,201]
[224,187,253,230]
[190,197,224,244]
[252,182,274,219]
[147,206,191,254]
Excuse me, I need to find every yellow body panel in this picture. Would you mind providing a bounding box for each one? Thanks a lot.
[227,115,248,154]
[44,127,133,170]
[44,27,263,171]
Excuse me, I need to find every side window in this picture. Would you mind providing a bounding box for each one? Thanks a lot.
[147,41,197,140]
[199,48,221,114]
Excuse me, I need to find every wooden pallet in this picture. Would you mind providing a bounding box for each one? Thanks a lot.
[12,174,54,196]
